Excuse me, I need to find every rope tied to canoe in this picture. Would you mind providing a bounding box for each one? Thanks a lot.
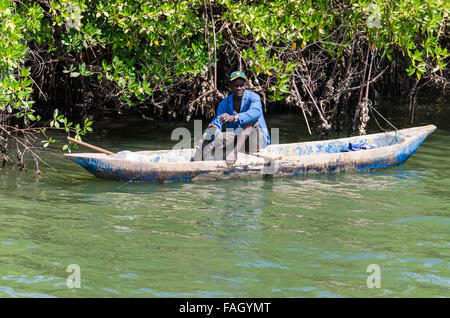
[367,100,398,132]
[365,99,399,144]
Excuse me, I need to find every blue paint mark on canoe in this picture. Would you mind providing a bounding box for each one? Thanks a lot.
[328,165,337,173]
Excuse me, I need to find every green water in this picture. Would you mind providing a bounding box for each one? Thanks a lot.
[0,98,449,298]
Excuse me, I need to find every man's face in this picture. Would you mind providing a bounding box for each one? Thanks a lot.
[230,78,246,97]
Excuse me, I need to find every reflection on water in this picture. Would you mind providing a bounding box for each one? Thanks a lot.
[0,98,449,298]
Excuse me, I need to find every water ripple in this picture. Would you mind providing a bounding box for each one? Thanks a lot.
[0,286,56,298]
[236,260,289,270]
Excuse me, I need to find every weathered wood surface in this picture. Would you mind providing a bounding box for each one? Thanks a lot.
[64,125,436,182]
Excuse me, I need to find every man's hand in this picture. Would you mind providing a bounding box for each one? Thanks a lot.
[219,113,238,123]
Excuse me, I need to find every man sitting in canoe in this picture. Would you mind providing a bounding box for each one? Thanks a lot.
[193,71,271,162]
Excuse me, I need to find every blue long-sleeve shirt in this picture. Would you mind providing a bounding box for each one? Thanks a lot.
[209,90,271,147]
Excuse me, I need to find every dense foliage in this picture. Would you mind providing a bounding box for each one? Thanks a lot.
[0,0,448,170]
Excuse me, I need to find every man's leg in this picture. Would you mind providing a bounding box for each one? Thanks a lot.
[225,121,259,162]
[193,131,236,161]
[247,124,264,153]
[193,131,211,161]
[211,131,236,160]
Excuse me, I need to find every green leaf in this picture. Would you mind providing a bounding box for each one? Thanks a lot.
[20,67,30,77]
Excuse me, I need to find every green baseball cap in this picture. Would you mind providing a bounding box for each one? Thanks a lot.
[230,71,247,81]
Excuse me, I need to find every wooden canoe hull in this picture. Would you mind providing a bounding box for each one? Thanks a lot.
[64,125,436,182]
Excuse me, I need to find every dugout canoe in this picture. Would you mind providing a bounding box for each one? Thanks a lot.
[64,124,436,182]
